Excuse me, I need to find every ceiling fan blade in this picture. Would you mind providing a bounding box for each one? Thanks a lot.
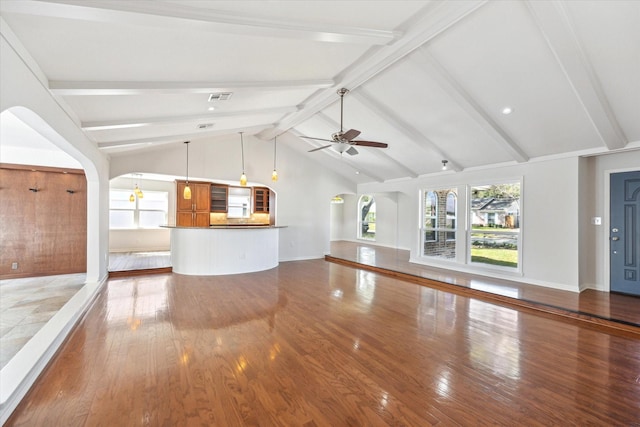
[352,140,388,148]
[308,144,332,152]
[346,146,358,156]
[342,129,361,141]
[299,135,335,143]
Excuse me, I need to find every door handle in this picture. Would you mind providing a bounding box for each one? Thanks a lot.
[611,236,619,241]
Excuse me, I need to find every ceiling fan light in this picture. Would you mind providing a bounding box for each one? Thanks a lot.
[335,143,349,153]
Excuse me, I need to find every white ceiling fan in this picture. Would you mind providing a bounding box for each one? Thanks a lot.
[300,88,389,156]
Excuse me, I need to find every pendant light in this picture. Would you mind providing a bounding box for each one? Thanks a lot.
[129,175,135,202]
[183,141,192,199]
[134,174,144,198]
[239,132,247,186]
[271,135,278,182]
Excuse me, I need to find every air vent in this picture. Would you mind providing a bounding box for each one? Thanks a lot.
[197,123,214,129]
[208,92,233,102]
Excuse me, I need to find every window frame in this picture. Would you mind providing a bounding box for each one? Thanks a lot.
[467,180,522,273]
[357,195,376,241]
[109,189,169,230]
[421,188,458,260]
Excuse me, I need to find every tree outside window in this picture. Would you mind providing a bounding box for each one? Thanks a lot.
[469,182,520,269]
[358,195,376,240]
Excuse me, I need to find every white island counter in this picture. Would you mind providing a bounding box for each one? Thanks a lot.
[166,225,284,275]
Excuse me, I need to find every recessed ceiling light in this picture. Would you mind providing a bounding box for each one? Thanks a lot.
[208,107,215,111]
[501,106,514,115]
[355,171,360,175]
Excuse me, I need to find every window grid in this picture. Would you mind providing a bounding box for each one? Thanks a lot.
[109,189,168,229]
[422,189,457,259]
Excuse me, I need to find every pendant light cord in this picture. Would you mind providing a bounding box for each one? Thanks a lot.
[185,141,190,184]
[240,132,245,173]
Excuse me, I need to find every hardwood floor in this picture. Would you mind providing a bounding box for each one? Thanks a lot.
[6,259,640,426]
[329,241,640,332]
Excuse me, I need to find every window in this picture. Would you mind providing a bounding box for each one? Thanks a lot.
[424,191,437,242]
[446,192,456,241]
[358,195,376,241]
[109,189,168,229]
[469,182,520,269]
[422,189,457,259]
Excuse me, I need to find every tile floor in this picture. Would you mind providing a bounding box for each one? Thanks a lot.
[0,273,86,370]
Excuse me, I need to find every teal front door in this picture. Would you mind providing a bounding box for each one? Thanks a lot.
[610,170,640,296]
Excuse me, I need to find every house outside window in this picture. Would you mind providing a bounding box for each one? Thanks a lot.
[469,182,520,269]
[109,189,168,229]
[422,188,457,259]
[358,195,376,241]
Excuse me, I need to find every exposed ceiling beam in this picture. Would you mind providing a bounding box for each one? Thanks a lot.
[97,124,270,149]
[313,112,419,179]
[525,0,627,150]
[82,106,299,131]
[2,0,398,45]
[260,0,487,140]
[49,79,334,96]
[350,88,462,172]
[413,49,529,163]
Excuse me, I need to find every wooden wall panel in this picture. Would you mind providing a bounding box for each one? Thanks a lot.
[0,166,86,279]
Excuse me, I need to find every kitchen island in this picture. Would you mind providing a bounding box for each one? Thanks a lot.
[165,225,285,275]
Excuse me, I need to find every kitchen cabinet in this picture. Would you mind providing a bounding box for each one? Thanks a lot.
[210,184,228,212]
[254,187,270,213]
[176,181,211,227]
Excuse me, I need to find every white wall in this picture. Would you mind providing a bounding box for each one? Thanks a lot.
[358,157,582,292]
[1,27,110,283]
[330,199,344,241]
[109,134,356,260]
[1,20,110,421]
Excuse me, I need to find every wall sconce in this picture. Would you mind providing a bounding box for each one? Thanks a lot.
[29,187,39,192]
[66,189,75,194]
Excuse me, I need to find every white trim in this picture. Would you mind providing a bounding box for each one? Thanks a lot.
[409,255,578,293]
[0,277,107,424]
[466,178,523,274]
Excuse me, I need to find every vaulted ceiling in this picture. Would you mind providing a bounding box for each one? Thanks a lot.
[1,0,638,184]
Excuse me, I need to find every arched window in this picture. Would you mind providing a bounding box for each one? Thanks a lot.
[446,192,456,241]
[422,188,457,259]
[424,191,437,242]
[358,195,376,240]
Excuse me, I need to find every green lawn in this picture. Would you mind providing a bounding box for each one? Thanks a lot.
[471,247,518,268]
